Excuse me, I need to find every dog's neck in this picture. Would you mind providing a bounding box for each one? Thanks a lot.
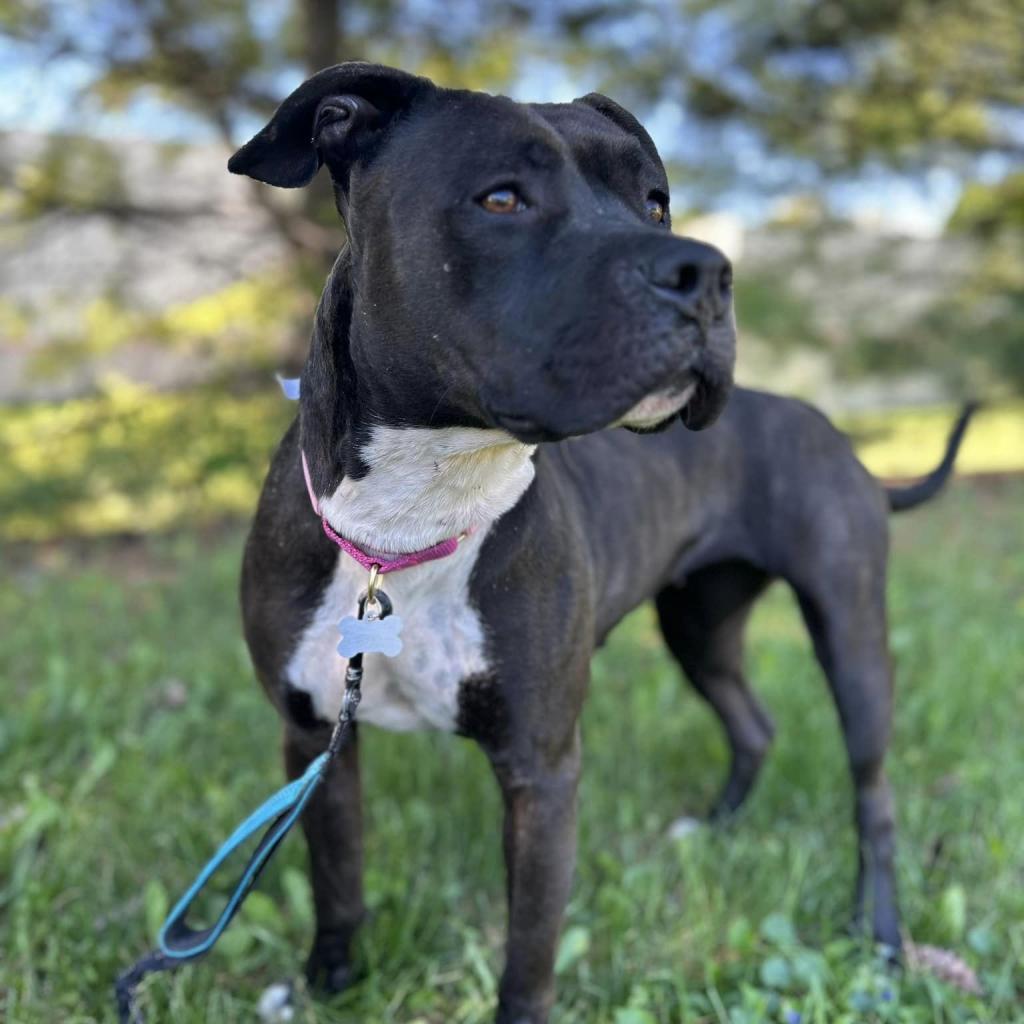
[317,425,536,554]
[299,250,536,555]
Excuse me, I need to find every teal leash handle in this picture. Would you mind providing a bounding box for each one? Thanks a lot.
[115,657,364,1024]
[114,753,326,1022]
[158,750,328,959]
[114,754,327,1022]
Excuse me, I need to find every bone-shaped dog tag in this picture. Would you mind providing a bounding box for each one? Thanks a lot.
[337,612,404,658]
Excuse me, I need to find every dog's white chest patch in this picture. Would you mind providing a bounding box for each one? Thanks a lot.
[285,533,489,732]
[287,424,537,732]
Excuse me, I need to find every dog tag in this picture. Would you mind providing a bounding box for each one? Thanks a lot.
[337,612,404,658]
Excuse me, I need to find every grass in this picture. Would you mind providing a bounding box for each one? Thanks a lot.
[842,402,1024,479]
[2,473,1023,1023]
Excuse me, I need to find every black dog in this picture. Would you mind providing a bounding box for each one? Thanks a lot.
[233,62,959,1022]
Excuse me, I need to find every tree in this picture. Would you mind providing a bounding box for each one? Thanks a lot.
[546,0,1024,392]
[2,0,533,260]
[5,0,1021,391]
[1,0,536,369]
[549,0,1024,189]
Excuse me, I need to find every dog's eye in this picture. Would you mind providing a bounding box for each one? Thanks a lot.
[479,187,527,215]
[646,194,667,224]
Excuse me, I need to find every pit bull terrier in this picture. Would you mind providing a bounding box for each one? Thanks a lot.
[232,61,952,1022]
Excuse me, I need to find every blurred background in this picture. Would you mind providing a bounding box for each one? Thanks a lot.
[2,3,1023,1023]
[1,0,1022,540]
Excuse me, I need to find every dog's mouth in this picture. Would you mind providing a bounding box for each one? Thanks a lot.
[488,314,735,443]
[614,382,697,432]
[491,368,726,444]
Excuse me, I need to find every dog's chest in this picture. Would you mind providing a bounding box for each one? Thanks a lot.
[285,536,489,732]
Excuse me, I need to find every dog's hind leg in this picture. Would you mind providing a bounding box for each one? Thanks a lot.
[656,561,774,821]
[792,567,901,952]
[284,724,366,993]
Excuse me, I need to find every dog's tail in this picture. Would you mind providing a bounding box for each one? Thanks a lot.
[884,402,979,513]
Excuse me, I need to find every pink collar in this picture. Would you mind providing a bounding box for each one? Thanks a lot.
[301,449,468,573]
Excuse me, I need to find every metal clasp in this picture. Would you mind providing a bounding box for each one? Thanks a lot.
[366,563,382,606]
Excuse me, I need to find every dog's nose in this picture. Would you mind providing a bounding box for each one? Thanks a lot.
[650,239,732,324]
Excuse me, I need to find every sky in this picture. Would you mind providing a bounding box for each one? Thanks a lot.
[0,7,970,238]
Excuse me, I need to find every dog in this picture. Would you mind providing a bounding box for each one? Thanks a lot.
[233,61,960,1023]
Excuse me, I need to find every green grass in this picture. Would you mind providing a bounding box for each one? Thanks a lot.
[843,402,1024,480]
[2,478,1023,1023]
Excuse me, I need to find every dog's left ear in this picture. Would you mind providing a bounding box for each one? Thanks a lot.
[573,93,665,174]
[228,62,432,188]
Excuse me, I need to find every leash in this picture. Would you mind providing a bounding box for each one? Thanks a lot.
[117,584,408,1019]
[115,379,471,1020]
[115,597,371,1023]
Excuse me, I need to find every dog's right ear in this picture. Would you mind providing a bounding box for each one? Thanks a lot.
[228,62,431,188]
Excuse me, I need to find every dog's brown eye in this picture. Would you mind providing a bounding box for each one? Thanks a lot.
[480,188,527,214]
[646,196,667,224]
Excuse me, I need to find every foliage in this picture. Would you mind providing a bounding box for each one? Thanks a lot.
[933,175,1024,393]
[22,270,315,380]
[7,135,129,218]
[11,0,1023,191]
[918,235,1024,397]
[826,175,1024,397]
[2,479,1023,1021]
[0,379,292,541]
[562,0,1024,184]
[5,0,1022,394]
[2,388,1021,544]
[949,173,1024,239]
[1,0,536,262]
[733,267,826,352]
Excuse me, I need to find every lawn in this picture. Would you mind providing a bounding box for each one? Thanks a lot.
[2,472,1023,1022]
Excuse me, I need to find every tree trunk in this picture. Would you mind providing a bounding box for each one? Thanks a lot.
[265,0,346,368]
[301,0,346,257]
[304,0,341,75]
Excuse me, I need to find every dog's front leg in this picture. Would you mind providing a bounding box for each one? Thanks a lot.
[487,729,581,1024]
[284,723,365,994]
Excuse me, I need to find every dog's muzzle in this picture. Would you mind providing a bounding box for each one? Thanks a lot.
[486,234,736,443]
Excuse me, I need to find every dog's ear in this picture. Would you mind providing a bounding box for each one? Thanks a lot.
[573,93,665,173]
[229,62,432,188]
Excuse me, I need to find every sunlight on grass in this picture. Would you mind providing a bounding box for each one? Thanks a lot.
[844,401,1024,478]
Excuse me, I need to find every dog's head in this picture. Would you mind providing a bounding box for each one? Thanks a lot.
[231,63,735,447]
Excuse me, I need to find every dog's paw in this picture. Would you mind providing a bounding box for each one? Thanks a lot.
[310,960,356,995]
[257,982,295,1023]
[305,931,358,995]
[667,815,704,841]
